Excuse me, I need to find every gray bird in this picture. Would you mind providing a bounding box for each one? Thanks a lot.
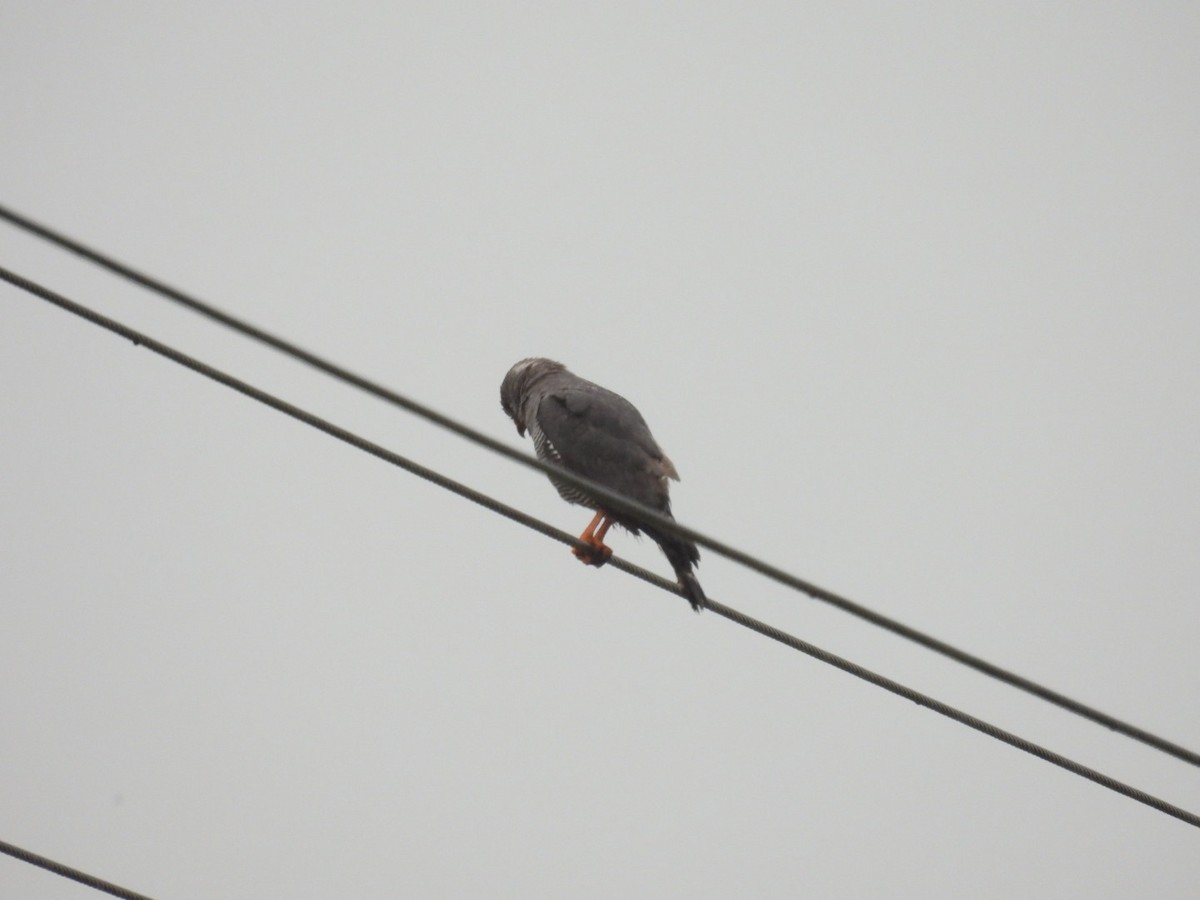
[500,358,706,611]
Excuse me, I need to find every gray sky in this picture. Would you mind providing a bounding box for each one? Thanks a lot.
[2,3,1198,898]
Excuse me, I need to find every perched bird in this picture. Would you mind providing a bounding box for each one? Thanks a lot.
[500,357,706,611]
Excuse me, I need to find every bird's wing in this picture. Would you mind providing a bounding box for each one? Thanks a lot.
[534,385,676,509]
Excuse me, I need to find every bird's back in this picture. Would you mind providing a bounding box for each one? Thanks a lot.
[530,372,676,516]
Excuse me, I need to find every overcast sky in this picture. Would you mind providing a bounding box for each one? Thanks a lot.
[2,3,1198,898]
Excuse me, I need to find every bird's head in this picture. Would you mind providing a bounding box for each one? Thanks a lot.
[500,357,566,437]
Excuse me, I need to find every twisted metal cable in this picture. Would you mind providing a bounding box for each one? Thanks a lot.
[3,264,1198,830]
[0,838,155,900]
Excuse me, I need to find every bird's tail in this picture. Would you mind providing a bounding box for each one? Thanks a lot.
[646,525,706,612]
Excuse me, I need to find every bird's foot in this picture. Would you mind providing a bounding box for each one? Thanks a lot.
[572,541,613,567]
[574,510,614,567]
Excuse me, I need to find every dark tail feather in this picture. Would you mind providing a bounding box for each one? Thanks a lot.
[647,527,706,612]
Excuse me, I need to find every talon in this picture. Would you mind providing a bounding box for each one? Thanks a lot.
[573,510,615,566]
[573,541,613,567]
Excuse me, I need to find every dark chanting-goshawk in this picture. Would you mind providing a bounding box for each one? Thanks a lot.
[500,358,706,611]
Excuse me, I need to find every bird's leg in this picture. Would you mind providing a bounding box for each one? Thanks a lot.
[579,509,604,542]
[593,515,614,544]
[573,509,614,567]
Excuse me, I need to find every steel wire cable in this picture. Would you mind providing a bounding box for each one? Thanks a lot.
[2,203,1197,770]
[0,837,155,900]
[3,264,1199,831]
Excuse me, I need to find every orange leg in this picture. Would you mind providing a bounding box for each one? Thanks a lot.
[572,509,615,567]
[579,509,604,542]
[594,516,614,544]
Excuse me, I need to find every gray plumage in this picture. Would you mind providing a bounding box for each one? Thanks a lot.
[500,357,706,611]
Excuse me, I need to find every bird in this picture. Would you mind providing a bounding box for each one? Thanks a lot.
[500,357,706,611]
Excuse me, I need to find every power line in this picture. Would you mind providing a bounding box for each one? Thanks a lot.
[0,837,155,900]
[4,264,1199,831]
[2,203,1197,772]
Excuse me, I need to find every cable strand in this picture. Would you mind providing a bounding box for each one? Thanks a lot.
[3,265,1198,831]
[0,838,155,900]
